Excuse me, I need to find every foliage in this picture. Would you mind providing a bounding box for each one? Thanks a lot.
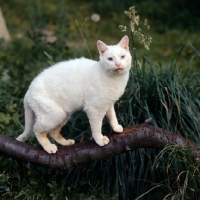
[92,0,200,31]
[153,144,200,199]
[0,1,200,199]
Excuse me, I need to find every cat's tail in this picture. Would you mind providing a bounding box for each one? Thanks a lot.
[16,100,34,142]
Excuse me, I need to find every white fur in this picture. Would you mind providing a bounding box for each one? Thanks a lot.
[16,36,132,154]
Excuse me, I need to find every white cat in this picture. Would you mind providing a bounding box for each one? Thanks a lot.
[16,35,132,154]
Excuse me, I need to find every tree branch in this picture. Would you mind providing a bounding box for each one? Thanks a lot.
[0,119,199,169]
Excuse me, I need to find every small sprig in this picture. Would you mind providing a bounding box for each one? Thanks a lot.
[123,6,152,50]
[134,28,152,50]
[119,25,127,32]
[124,6,140,32]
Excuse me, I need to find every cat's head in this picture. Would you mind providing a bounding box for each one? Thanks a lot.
[97,35,132,76]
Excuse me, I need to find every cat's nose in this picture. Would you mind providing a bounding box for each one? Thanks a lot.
[115,62,121,67]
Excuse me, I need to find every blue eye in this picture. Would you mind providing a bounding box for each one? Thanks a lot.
[108,57,113,61]
[121,55,125,59]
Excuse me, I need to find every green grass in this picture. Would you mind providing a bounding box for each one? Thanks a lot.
[0,0,200,199]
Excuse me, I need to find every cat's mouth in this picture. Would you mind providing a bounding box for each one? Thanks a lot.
[115,68,123,72]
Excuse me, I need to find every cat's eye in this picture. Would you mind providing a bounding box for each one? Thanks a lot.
[107,57,113,61]
[121,55,125,59]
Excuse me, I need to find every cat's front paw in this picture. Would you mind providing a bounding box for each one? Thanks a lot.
[113,124,123,133]
[43,143,58,154]
[95,136,110,146]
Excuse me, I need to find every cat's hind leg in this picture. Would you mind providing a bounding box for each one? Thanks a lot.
[35,131,58,154]
[49,125,75,146]
[32,101,69,153]
[106,105,123,133]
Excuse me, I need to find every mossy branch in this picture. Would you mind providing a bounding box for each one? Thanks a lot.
[0,119,199,169]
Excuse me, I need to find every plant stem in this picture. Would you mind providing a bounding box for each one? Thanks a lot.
[75,19,92,59]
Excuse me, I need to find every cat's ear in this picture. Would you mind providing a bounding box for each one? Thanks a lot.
[97,40,108,55]
[118,35,129,51]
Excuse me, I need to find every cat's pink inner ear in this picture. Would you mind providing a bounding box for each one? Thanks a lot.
[97,40,108,55]
[119,35,129,51]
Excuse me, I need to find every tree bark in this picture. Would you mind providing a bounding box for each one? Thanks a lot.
[0,119,199,169]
